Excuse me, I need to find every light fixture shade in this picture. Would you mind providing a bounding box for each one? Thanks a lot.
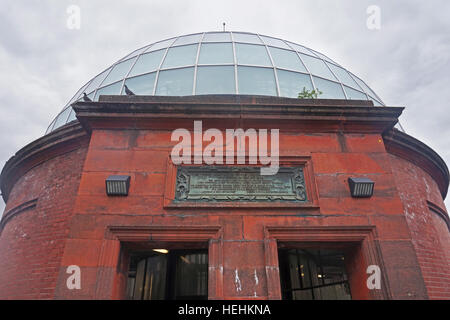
[106,175,130,196]
[348,177,374,198]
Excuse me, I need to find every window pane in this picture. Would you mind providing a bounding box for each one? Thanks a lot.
[68,82,89,105]
[286,42,317,56]
[94,81,123,101]
[124,73,156,95]
[351,75,380,100]
[156,67,194,96]
[313,76,345,99]
[85,92,95,101]
[269,47,306,72]
[232,32,262,44]
[84,69,110,93]
[45,119,56,134]
[102,58,135,86]
[198,43,233,64]
[148,38,175,52]
[143,255,167,300]
[175,252,208,299]
[277,69,313,98]
[311,50,336,64]
[299,53,336,80]
[238,66,277,96]
[196,66,235,94]
[127,250,208,300]
[326,63,360,89]
[67,109,76,122]
[203,32,231,42]
[129,50,165,77]
[344,86,367,100]
[279,248,351,300]
[53,107,71,130]
[235,43,271,66]
[173,33,202,46]
[121,45,150,61]
[161,44,198,69]
[260,36,290,49]
[369,96,383,106]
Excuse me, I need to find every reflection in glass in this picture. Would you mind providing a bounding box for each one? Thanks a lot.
[156,67,194,96]
[235,43,271,66]
[278,248,351,300]
[129,50,165,77]
[175,253,208,299]
[299,53,336,80]
[198,43,234,64]
[127,250,208,300]
[238,66,277,96]
[196,66,235,94]
[132,254,167,300]
[277,69,313,98]
[124,73,157,95]
[269,47,306,72]
[162,44,198,69]
[313,76,345,99]
[94,81,123,101]
[102,58,135,86]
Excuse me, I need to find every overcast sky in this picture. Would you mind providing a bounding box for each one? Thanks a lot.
[0,0,449,214]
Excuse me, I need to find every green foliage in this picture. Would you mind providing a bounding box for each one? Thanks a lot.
[297,87,323,99]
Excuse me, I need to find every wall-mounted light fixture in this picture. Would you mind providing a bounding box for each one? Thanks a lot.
[105,175,130,196]
[348,177,374,198]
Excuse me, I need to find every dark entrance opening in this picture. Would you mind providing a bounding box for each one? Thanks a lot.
[278,248,352,300]
[126,249,208,300]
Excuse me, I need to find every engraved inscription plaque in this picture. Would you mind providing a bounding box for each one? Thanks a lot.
[175,166,307,202]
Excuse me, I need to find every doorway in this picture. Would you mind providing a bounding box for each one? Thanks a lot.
[278,248,351,300]
[126,249,208,300]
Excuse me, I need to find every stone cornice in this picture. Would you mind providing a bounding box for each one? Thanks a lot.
[73,95,404,134]
[383,128,449,199]
[0,122,88,202]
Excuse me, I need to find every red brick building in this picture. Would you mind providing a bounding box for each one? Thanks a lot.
[0,32,449,300]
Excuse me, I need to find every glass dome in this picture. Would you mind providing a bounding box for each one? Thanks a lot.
[46,31,385,134]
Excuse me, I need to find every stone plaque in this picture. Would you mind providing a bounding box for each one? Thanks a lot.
[175,166,307,202]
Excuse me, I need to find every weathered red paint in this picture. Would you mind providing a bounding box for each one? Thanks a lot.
[0,96,448,300]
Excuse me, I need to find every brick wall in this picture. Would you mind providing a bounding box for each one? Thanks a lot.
[1,125,447,299]
[55,129,427,299]
[0,146,88,299]
[389,154,450,299]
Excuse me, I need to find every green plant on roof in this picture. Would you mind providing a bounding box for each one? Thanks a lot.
[298,87,322,99]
